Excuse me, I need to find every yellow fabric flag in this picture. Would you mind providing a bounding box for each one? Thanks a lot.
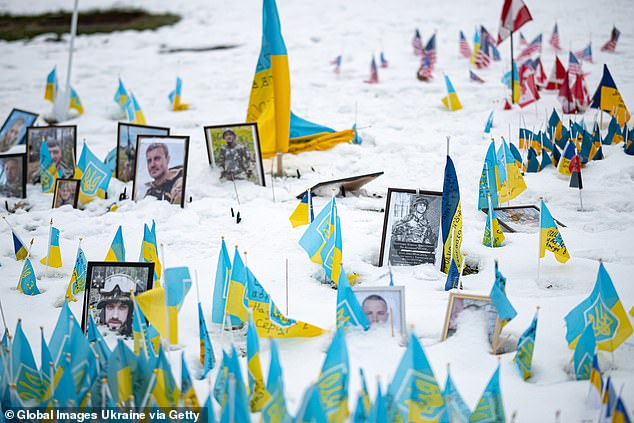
[135,287,178,344]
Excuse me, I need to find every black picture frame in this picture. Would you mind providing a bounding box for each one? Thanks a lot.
[116,122,170,183]
[132,135,189,208]
[0,108,39,153]
[296,171,384,199]
[26,125,77,184]
[0,152,27,199]
[378,188,442,267]
[81,261,155,336]
[203,122,266,186]
[481,204,566,233]
[52,178,80,209]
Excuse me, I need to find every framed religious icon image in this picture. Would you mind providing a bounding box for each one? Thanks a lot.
[352,286,406,335]
[26,125,77,184]
[0,108,38,153]
[203,122,265,186]
[132,135,189,208]
[81,261,154,337]
[0,152,26,199]
[379,188,442,267]
[480,205,565,233]
[116,122,170,183]
[441,292,502,350]
[52,178,80,209]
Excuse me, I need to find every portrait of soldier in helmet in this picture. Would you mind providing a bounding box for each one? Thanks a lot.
[380,190,442,267]
[83,262,154,337]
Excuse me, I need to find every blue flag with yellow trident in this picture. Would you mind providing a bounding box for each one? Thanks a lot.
[12,320,45,403]
[198,302,215,379]
[478,142,500,210]
[40,140,59,193]
[299,197,336,265]
[17,258,40,296]
[74,143,111,204]
[319,202,342,284]
[64,243,87,301]
[388,332,446,422]
[336,265,370,331]
[564,262,632,352]
[468,365,505,423]
[441,155,463,273]
[247,314,270,412]
[105,226,125,262]
[489,261,517,325]
[573,323,596,380]
[443,366,471,423]
[262,339,291,423]
[316,328,350,423]
[514,309,538,380]
[225,247,249,327]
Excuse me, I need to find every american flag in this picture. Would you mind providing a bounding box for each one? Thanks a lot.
[568,51,581,76]
[516,34,542,61]
[519,32,528,47]
[490,42,501,61]
[417,54,433,81]
[498,0,533,43]
[412,29,424,56]
[331,55,342,74]
[601,26,621,52]
[379,52,389,68]
[364,56,379,84]
[549,23,561,51]
[424,33,437,68]
[469,69,485,83]
[474,34,490,69]
[573,43,593,63]
[459,31,472,58]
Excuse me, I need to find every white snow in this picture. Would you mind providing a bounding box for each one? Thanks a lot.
[1,0,633,420]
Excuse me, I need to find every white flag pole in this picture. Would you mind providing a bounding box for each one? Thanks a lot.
[53,0,79,123]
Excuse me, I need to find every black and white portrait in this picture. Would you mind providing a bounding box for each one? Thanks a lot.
[379,189,442,267]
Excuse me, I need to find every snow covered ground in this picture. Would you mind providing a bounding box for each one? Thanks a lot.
[1,0,633,420]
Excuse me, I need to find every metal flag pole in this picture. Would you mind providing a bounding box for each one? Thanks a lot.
[537,197,543,285]
[159,243,171,352]
[53,0,79,122]
[44,218,53,278]
[510,30,516,104]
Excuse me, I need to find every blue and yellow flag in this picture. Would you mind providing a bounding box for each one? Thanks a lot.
[590,65,630,126]
[40,140,59,193]
[262,339,291,423]
[69,87,84,115]
[443,365,471,423]
[525,147,541,173]
[489,261,516,325]
[45,67,58,103]
[165,266,192,311]
[211,238,232,325]
[299,197,336,265]
[40,226,62,268]
[557,141,576,177]
[289,189,314,228]
[316,328,349,423]
[126,93,146,125]
[246,0,290,158]
[441,155,463,273]
[471,29,480,64]
[288,112,356,155]
[573,323,596,380]
[478,142,499,210]
[469,365,505,423]
[515,309,538,380]
[369,383,387,423]
[114,78,128,110]
[105,226,125,262]
[564,262,632,352]
[65,243,87,301]
[539,200,570,263]
[180,353,199,407]
[74,143,111,204]
[17,258,40,296]
[215,347,250,422]
[9,226,28,260]
[336,265,370,331]
[319,203,342,284]
[197,302,215,378]
[603,115,624,145]
[357,368,371,419]
[39,328,56,402]
[152,345,180,409]
[442,75,462,111]
[444,258,461,291]
[483,200,505,248]
[140,220,161,283]
[388,332,446,422]
[86,313,110,373]
[247,314,270,412]
[497,139,526,201]
[136,285,178,344]
[226,247,249,327]
[587,352,603,408]
[12,320,44,403]
[132,298,155,357]
[613,396,632,423]
[168,76,190,111]
[512,62,520,104]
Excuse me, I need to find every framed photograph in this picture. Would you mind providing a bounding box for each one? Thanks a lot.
[0,153,26,198]
[0,108,38,153]
[441,292,501,349]
[352,286,406,335]
[379,188,442,267]
[296,171,384,198]
[81,261,155,336]
[203,122,265,186]
[52,178,80,208]
[481,205,566,233]
[116,122,170,183]
[132,135,189,208]
[26,125,77,184]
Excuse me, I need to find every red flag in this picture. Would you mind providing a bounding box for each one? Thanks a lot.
[544,56,566,91]
[534,57,548,88]
[519,71,540,108]
[569,154,582,189]
[498,0,533,43]
[571,73,590,112]
[558,72,577,114]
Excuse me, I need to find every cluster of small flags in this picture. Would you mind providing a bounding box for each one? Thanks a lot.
[44,67,84,115]
[113,78,146,124]
[330,52,388,83]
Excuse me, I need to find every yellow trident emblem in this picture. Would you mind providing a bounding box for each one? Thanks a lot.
[81,164,105,195]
